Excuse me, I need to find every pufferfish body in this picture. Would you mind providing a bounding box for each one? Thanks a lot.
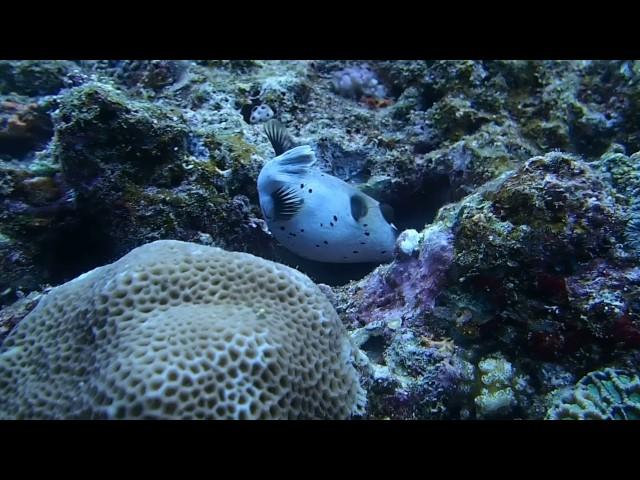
[257,120,398,263]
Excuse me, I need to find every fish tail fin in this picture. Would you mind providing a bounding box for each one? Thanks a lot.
[264,119,295,156]
[271,145,316,175]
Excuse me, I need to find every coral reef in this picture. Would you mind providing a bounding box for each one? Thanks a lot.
[1,99,53,157]
[336,225,454,330]
[0,287,49,343]
[249,104,274,124]
[443,153,629,361]
[0,61,76,96]
[333,150,637,417]
[350,321,475,419]
[1,60,640,419]
[0,80,273,301]
[474,355,532,418]
[0,240,363,419]
[546,368,640,419]
[332,65,387,100]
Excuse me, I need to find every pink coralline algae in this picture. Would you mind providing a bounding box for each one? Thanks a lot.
[344,226,454,328]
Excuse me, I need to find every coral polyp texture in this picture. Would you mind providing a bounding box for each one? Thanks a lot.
[546,368,640,420]
[249,104,274,124]
[0,240,363,419]
[331,65,387,100]
[474,355,532,418]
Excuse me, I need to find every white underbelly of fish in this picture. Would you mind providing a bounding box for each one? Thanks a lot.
[270,212,394,263]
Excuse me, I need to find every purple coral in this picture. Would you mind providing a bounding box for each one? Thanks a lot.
[350,226,454,327]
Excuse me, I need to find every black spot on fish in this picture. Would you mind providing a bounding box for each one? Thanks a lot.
[365,232,370,236]
[289,232,296,237]
[350,194,368,221]
[300,229,304,232]
[353,250,359,254]
[330,222,334,227]
[320,223,323,227]
[280,226,285,231]
[381,250,387,254]
[316,244,320,248]
[300,183,304,189]
[360,242,365,245]
[333,215,338,222]
[308,188,312,193]
[323,240,328,244]
[364,224,368,227]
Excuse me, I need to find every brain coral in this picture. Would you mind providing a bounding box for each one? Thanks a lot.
[0,240,364,419]
[546,368,640,420]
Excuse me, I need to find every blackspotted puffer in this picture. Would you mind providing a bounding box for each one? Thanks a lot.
[257,120,398,263]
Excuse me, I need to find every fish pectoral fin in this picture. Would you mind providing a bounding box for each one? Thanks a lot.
[261,195,275,220]
[272,185,304,220]
[264,119,295,156]
[350,194,369,221]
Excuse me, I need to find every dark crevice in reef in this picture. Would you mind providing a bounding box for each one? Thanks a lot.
[0,117,54,159]
[386,174,453,232]
[34,214,116,286]
[272,246,380,287]
[0,136,46,158]
[361,334,387,365]
[239,103,256,124]
[419,83,445,111]
[238,92,271,125]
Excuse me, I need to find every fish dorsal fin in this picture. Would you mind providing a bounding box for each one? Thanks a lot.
[380,203,395,223]
[272,185,304,220]
[350,194,369,221]
[264,119,295,156]
[272,145,316,175]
